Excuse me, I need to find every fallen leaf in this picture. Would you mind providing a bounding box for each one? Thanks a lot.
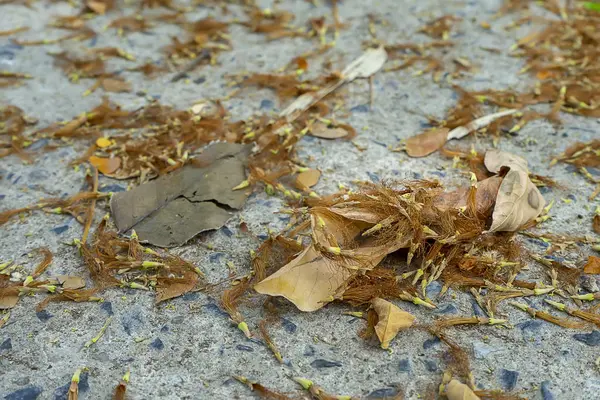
[57,275,86,290]
[254,246,353,312]
[371,298,415,349]
[584,256,600,274]
[593,214,600,234]
[436,175,503,217]
[483,149,528,174]
[110,142,250,247]
[309,122,348,139]
[89,155,121,175]
[0,295,18,310]
[95,137,112,148]
[156,275,198,303]
[405,127,449,157]
[87,0,107,14]
[447,109,518,140]
[445,379,480,400]
[101,78,131,93]
[280,46,387,122]
[484,150,545,232]
[295,169,321,190]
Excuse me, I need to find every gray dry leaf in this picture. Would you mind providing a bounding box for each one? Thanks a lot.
[110,142,251,247]
[484,149,545,232]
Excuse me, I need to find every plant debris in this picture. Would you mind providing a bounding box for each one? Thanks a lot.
[110,142,250,247]
[371,297,415,349]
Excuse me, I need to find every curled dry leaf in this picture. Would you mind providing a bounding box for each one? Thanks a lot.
[405,127,449,158]
[447,109,518,140]
[371,298,415,349]
[89,155,121,175]
[254,245,353,312]
[295,169,321,190]
[58,275,86,290]
[484,150,545,232]
[584,256,600,275]
[280,46,387,122]
[0,295,19,310]
[101,78,132,93]
[445,379,480,400]
[309,122,349,139]
[593,214,600,235]
[435,175,503,218]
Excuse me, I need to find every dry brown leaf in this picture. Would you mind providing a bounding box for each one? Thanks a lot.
[156,276,198,303]
[446,379,480,400]
[254,246,353,312]
[593,214,600,235]
[295,169,321,190]
[484,150,545,232]
[87,0,107,14]
[0,295,18,310]
[584,256,600,275]
[405,127,449,157]
[371,298,415,349]
[101,78,131,93]
[484,149,528,174]
[310,122,348,139]
[89,155,121,175]
[58,275,86,290]
[436,176,503,217]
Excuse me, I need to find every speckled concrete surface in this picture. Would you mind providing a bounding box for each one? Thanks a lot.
[1,1,600,399]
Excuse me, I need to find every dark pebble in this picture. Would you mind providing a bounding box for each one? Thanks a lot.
[150,338,164,350]
[425,281,442,298]
[99,184,125,193]
[429,171,446,177]
[202,303,229,317]
[424,360,438,372]
[51,225,69,235]
[260,99,274,110]
[182,292,199,301]
[160,325,169,333]
[566,194,576,201]
[539,186,551,194]
[27,139,49,151]
[1,338,12,351]
[220,227,233,237]
[367,388,398,398]
[5,386,42,400]
[194,77,206,84]
[516,320,543,331]
[370,140,387,147]
[350,104,369,113]
[120,311,144,336]
[541,381,555,400]
[28,169,48,182]
[310,359,341,368]
[235,344,254,352]
[398,358,411,372]
[0,194,5,200]
[366,172,380,182]
[303,345,315,356]
[499,369,519,391]
[423,337,441,350]
[435,303,458,315]
[573,330,600,346]
[257,234,269,240]
[412,172,422,179]
[281,318,297,334]
[471,300,485,317]
[209,252,225,263]
[100,302,113,315]
[36,310,52,322]
[0,49,16,61]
